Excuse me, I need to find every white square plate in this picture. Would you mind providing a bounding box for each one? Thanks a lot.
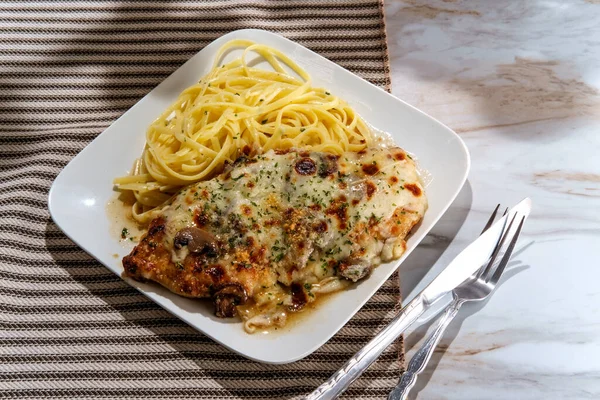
[49,29,469,364]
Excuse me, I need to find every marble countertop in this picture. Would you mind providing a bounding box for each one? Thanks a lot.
[384,1,600,399]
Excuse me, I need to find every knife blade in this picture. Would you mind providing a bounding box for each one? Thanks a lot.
[306,198,532,400]
[423,197,531,304]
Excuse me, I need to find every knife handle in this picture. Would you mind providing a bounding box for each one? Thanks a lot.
[388,297,463,400]
[306,295,427,400]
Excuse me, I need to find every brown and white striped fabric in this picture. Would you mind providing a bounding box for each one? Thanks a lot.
[0,1,404,398]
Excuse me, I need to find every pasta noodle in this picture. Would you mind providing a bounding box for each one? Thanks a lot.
[113,39,373,224]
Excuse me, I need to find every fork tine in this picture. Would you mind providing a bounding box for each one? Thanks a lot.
[476,205,502,279]
[489,216,525,284]
[479,213,517,281]
[480,204,500,234]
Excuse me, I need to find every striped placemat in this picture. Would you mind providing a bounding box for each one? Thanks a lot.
[0,1,404,398]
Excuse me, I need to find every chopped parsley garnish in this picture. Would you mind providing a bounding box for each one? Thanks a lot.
[370,213,383,223]
[120,228,128,239]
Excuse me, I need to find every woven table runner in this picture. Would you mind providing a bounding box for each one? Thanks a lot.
[0,1,404,398]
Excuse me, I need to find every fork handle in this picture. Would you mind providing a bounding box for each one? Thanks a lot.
[306,294,427,400]
[388,297,463,400]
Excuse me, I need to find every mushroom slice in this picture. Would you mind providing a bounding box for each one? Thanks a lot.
[337,259,372,282]
[213,283,248,318]
[288,282,308,312]
[173,227,216,253]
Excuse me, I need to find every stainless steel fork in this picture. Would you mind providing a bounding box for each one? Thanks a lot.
[388,206,525,400]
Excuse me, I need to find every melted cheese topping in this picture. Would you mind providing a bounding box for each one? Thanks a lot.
[154,147,427,332]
